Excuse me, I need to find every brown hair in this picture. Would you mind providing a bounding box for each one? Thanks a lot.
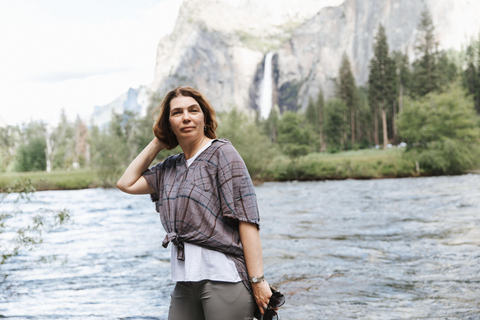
[153,86,218,150]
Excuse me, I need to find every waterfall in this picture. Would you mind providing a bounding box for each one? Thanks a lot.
[259,52,273,119]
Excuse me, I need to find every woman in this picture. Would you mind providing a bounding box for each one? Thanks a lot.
[117,86,273,320]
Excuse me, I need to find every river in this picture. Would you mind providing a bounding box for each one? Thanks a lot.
[1,174,480,319]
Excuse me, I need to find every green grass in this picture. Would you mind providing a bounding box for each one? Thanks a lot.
[263,148,417,181]
[0,148,453,190]
[0,169,100,191]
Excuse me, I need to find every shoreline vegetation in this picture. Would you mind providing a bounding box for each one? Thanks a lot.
[1,148,478,192]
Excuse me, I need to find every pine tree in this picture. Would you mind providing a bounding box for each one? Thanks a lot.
[305,91,326,152]
[411,6,440,97]
[316,89,326,152]
[324,99,348,151]
[462,41,480,114]
[337,53,357,148]
[368,24,396,149]
[265,104,280,144]
[392,50,411,143]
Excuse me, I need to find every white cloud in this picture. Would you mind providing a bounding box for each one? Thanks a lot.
[0,0,183,125]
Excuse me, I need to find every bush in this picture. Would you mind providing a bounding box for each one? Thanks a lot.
[398,83,480,175]
[1,179,71,286]
[217,109,279,179]
[15,137,47,172]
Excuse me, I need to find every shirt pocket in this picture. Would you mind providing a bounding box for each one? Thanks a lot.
[193,165,216,192]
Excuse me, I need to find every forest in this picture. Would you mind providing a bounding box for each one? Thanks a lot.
[1,8,480,187]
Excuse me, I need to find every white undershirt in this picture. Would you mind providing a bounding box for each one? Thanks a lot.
[171,140,241,283]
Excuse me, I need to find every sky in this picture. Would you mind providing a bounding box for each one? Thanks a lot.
[0,0,183,126]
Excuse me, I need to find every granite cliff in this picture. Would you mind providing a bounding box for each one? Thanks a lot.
[148,0,480,117]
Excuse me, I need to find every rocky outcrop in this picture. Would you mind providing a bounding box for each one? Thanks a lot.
[91,86,150,128]
[150,0,480,115]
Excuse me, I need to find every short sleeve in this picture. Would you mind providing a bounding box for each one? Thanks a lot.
[142,162,164,202]
[216,143,260,227]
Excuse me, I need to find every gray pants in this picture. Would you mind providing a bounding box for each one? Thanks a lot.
[168,280,255,320]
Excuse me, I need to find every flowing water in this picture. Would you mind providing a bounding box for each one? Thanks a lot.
[1,174,480,319]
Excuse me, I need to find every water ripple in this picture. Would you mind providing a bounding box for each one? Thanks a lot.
[1,175,480,319]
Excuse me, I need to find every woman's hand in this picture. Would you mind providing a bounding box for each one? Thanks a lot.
[238,221,272,314]
[117,137,164,194]
[251,280,273,315]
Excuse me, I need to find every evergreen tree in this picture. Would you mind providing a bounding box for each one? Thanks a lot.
[462,41,480,114]
[355,87,373,148]
[15,137,47,172]
[368,24,396,149]
[392,51,410,107]
[392,50,411,143]
[15,121,47,172]
[264,104,280,144]
[337,53,357,147]
[277,111,313,160]
[305,96,320,151]
[324,98,348,152]
[316,89,326,152]
[411,7,440,97]
[48,109,75,170]
[437,50,459,87]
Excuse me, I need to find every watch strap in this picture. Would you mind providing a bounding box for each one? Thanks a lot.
[249,275,265,283]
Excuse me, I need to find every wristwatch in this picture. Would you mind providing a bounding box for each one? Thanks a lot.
[249,275,265,284]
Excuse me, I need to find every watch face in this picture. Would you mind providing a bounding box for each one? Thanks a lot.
[252,276,258,282]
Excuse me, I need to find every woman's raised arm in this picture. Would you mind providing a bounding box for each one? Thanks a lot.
[117,137,164,195]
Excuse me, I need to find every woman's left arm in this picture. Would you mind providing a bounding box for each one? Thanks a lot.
[239,221,273,315]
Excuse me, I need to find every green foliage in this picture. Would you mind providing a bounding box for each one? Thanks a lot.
[437,50,459,88]
[0,170,99,191]
[278,80,301,112]
[264,104,280,143]
[411,7,441,97]
[324,99,348,150]
[355,87,373,146]
[217,109,278,178]
[90,124,128,188]
[369,24,397,147]
[398,83,480,174]
[338,53,358,111]
[0,125,19,172]
[277,111,314,161]
[0,179,71,284]
[49,109,76,170]
[337,53,358,146]
[369,24,397,108]
[15,137,47,172]
[264,148,414,181]
[392,50,411,95]
[462,39,480,114]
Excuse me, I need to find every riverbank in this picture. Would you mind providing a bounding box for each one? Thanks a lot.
[0,149,477,191]
[0,169,100,191]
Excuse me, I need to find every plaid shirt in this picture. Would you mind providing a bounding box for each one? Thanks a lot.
[142,139,260,288]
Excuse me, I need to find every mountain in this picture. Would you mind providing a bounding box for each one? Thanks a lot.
[91,86,150,128]
[148,0,480,117]
[96,0,480,121]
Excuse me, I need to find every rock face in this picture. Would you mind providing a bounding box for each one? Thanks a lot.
[91,86,150,128]
[150,0,480,115]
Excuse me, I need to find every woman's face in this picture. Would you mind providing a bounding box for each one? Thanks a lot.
[169,95,205,141]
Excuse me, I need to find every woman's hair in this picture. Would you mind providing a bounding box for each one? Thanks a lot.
[152,86,218,150]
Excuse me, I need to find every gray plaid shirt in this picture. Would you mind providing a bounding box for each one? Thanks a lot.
[142,139,260,289]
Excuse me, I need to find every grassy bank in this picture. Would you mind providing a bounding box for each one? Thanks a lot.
[0,169,100,191]
[262,148,417,181]
[1,148,475,191]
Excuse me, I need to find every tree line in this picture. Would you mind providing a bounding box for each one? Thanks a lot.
[1,7,479,182]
